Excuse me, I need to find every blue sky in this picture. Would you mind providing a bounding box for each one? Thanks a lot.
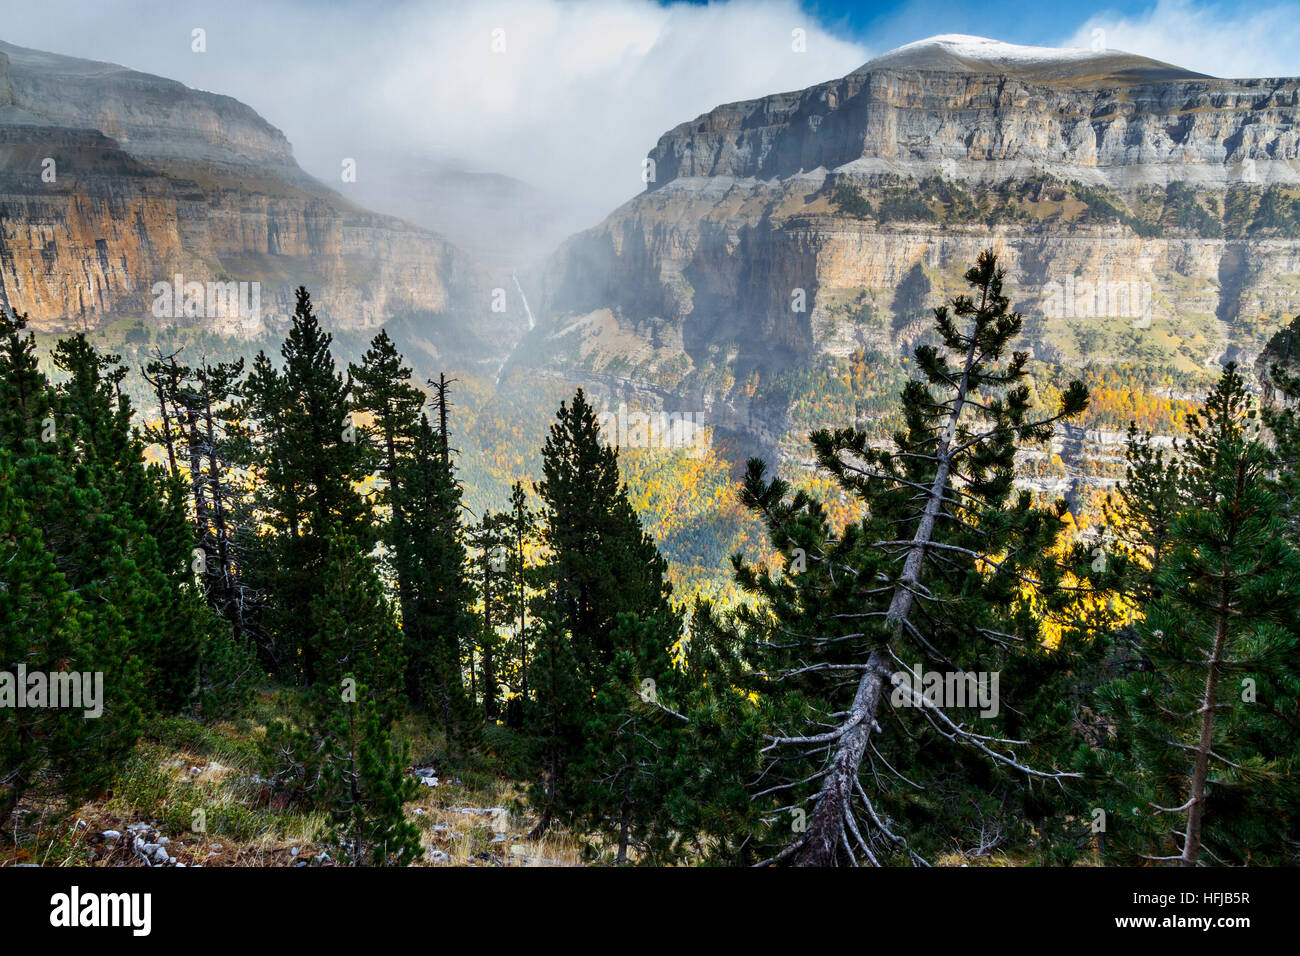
[699,0,1299,71]
[797,0,1150,46]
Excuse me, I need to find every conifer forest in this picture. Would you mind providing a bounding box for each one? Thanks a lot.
[2,3,1300,935]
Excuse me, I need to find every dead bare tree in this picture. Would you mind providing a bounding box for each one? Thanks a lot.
[739,251,1090,866]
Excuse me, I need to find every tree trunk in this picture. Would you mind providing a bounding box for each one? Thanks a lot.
[483,556,498,720]
[1181,576,1230,866]
[201,382,238,639]
[788,315,979,866]
[518,524,528,702]
[150,374,179,480]
[791,648,891,865]
[616,799,631,864]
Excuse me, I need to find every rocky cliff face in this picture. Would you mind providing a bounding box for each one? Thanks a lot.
[1257,314,1300,408]
[0,39,296,170]
[532,36,1300,477]
[644,34,1298,189]
[0,40,506,354]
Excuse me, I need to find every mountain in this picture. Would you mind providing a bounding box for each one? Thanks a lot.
[336,150,579,271]
[640,34,1288,187]
[527,35,1300,482]
[853,34,1206,83]
[0,39,512,360]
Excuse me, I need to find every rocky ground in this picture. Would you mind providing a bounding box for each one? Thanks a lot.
[0,691,586,868]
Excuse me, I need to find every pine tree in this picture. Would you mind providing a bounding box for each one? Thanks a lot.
[350,330,424,616]
[0,308,236,814]
[141,349,189,482]
[731,251,1090,865]
[350,330,424,491]
[525,607,587,838]
[240,287,374,681]
[660,599,769,864]
[308,534,418,866]
[191,356,256,645]
[261,526,417,864]
[316,683,422,866]
[502,481,537,727]
[471,510,514,721]
[50,333,220,713]
[310,528,407,723]
[530,389,684,851]
[0,449,142,819]
[575,611,686,863]
[142,350,256,680]
[351,336,482,746]
[394,413,479,752]
[1091,364,1300,865]
[536,390,676,682]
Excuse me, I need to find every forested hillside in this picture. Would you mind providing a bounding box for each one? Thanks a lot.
[4,250,1297,867]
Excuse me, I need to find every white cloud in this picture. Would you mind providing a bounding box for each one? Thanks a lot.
[1062,0,1300,78]
[360,0,866,222]
[1,0,867,230]
[8,0,1294,244]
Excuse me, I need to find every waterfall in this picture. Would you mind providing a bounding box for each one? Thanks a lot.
[494,273,536,385]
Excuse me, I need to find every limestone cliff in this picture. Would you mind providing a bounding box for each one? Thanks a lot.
[1257,314,1300,408]
[533,36,1300,475]
[0,39,505,355]
[644,35,1298,189]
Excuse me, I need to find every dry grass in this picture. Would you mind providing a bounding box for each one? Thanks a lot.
[407,774,585,867]
[2,703,588,868]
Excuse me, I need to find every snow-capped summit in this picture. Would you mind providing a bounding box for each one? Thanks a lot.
[856,33,1209,83]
